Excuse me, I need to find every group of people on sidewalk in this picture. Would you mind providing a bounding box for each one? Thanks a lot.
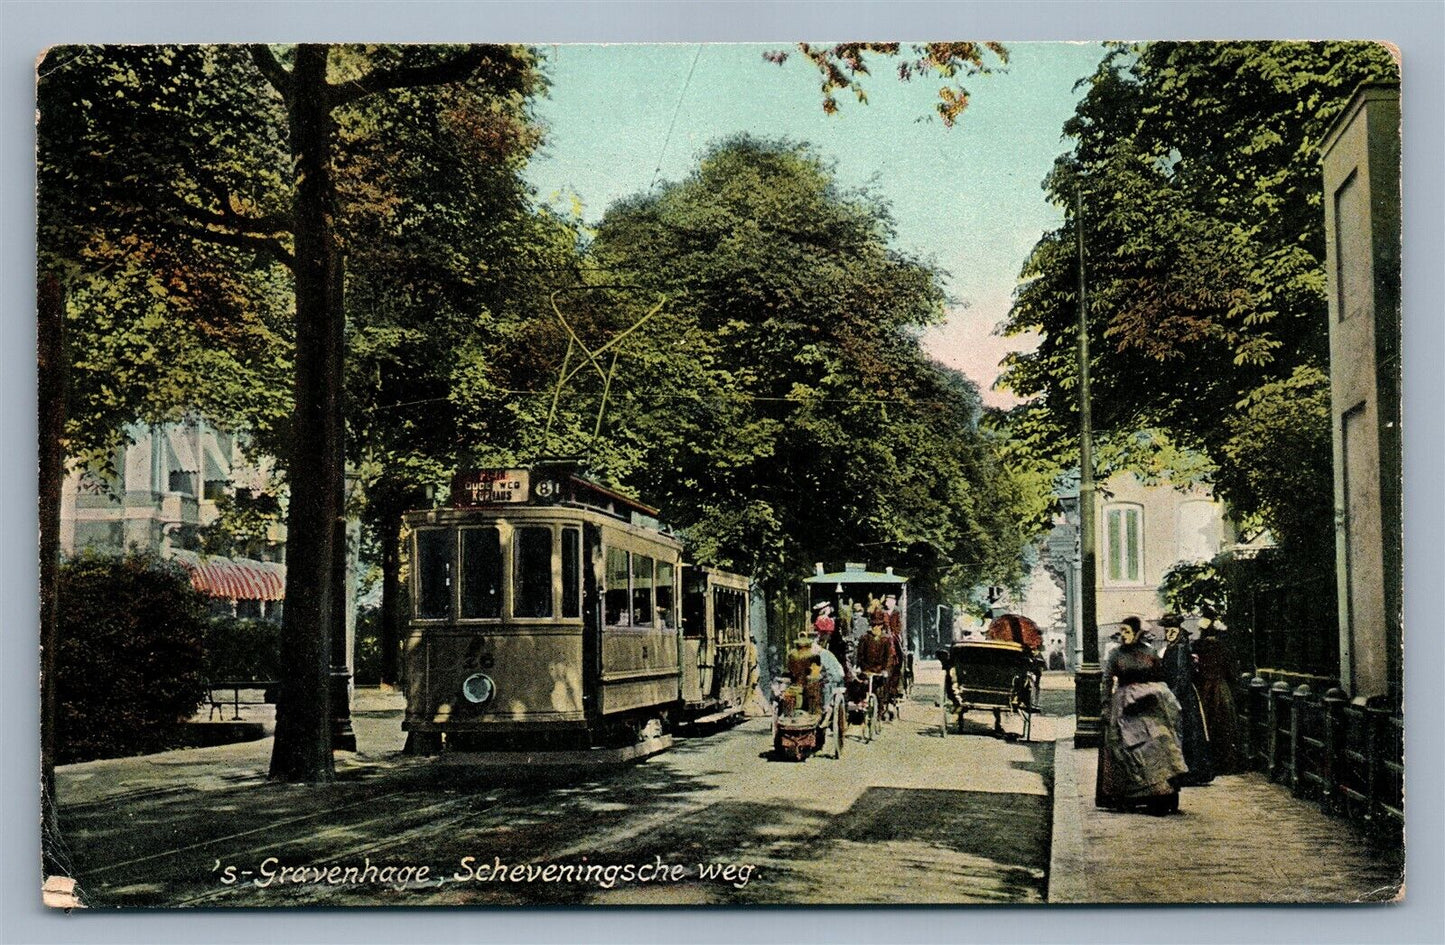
[1096,609,1242,815]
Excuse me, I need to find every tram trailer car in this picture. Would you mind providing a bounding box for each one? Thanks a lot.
[402,466,750,757]
[679,566,752,726]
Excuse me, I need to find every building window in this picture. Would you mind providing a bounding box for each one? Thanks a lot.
[168,470,197,495]
[1177,499,1220,563]
[1104,504,1143,584]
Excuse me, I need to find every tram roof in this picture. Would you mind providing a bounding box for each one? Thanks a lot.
[805,569,908,585]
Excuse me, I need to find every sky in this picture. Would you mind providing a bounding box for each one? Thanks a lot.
[521,42,1109,408]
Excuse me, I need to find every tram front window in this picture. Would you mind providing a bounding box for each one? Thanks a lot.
[460,527,502,619]
[561,527,581,619]
[605,548,630,626]
[513,527,554,618]
[416,529,452,619]
[656,561,675,629]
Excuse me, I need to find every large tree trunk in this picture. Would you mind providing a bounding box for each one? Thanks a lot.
[39,273,68,878]
[270,45,341,782]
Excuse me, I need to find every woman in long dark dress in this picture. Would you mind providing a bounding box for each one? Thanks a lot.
[1096,617,1189,814]
[1193,614,1242,773]
[1159,614,1214,785]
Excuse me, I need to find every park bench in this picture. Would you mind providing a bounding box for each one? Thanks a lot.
[206,680,280,721]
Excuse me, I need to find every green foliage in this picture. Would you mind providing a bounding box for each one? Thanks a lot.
[1221,365,1335,565]
[57,552,209,763]
[352,606,383,685]
[585,137,1040,600]
[38,46,296,469]
[1158,559,1225,615]
[202,616,284,682]
[198,483,285,559]
[998,41,1397,562]
[1162,547,1339,678]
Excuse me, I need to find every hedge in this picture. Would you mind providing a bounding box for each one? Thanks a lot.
[56,552,209,763]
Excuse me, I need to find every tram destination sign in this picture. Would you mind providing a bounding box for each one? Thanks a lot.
[451,468,531,506]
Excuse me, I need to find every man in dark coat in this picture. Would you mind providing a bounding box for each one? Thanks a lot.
[1158,614,1214,785]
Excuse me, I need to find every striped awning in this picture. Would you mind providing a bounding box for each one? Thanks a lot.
[172,552,285,601]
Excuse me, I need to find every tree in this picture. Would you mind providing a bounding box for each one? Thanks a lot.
[244,43,535,780]
[766,42,1009,126]
[39,44,537,781]
[338,74,549,685]
[587,138,1036,626]
[998,42,1398,565]
[37,46,295,470]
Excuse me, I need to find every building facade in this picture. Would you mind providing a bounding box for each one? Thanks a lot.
[60,421,287,619]
[1047,470,1232,666]
[1321,83,1402,703]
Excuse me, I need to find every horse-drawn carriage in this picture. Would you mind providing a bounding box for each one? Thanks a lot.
[804,562,913,693]
[936,639,1043,742]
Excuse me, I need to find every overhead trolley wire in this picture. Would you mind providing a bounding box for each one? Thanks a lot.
[649,45,704,193]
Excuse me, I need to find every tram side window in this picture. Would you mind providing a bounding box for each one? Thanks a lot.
[655,561,675,629]
[513,527,554,618]
[460,527,502,619]
[605,548,630,626]
[632,555,655,626]
[415,530,452,619]
[714,588,743,643]
[561,527,580,619]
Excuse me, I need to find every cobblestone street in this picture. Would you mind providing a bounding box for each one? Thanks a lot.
[50,669,1405,909]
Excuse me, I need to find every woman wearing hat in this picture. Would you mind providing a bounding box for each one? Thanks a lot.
[1159,614,1214,785]
[1193,607,1242,773]
[1096,616,1190,814]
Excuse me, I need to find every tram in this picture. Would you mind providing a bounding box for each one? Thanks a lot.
[401,462,752,761]
[680,565,753,726]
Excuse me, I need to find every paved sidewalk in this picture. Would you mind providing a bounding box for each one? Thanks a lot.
[57,687,412,808]
[1048,716,1404,904]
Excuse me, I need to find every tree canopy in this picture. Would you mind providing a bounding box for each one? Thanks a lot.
[998,41,1398,562]
[586,137,1038,600]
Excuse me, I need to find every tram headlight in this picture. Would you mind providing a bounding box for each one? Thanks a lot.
[461,673,495,705]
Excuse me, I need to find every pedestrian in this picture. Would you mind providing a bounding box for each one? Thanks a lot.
[855,619,895,701]
[1096,616,1189,814]
[1193,606,1243,773]
[1158,613,1214,785]
[849,602,870,646]
[816,642,847,743]
[812,601,835,636]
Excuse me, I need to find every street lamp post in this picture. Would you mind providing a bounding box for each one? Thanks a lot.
[1072,188,1104,748]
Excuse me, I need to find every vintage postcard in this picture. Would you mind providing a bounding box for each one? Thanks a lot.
[38,40,1404,908]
